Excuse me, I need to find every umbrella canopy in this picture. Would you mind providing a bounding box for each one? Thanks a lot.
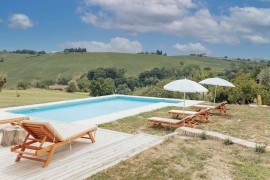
[164,79,208,112]
[199,77,235,87]
[164,79,209,93]
[199,77,235,105]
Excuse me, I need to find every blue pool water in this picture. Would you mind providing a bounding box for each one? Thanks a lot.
[10,96,180,122]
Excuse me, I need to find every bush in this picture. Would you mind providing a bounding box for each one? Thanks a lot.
[57,76,72,85]
[77,77,91,92]
[224,138,234,145]
[66,80,79,93]
[255,144,267,153]
[0,73,7,92]
[199,131,208,140]
[90,78,115,96]
[17,80,31,90]
[116,84,131,95]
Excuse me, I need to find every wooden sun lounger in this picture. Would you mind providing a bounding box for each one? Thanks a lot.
[191,101,230,115]
[168,108,212,122]
[147,115,198,128]
[11,120,97,167]
[0,112,30,125]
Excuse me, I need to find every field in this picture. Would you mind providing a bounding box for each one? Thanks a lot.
[0,89,88,108]
[97,104,270,179]
[0,52,231,88]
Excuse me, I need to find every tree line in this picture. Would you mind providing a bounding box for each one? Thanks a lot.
[63,48,87,53]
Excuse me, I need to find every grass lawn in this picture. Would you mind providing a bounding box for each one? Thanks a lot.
[91,137,270,179]
[0,89,89,108]
[98,103,270,179]
[100,104,270,143]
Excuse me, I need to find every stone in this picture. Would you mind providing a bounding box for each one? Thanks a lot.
[1,126,27,147]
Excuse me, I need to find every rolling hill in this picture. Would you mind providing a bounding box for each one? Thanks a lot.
[0,52,231,88]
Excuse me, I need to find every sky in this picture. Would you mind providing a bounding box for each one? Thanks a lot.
[0,0,270,59]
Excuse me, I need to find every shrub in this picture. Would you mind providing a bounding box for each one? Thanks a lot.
[57,76,72,85]
[77,77,91,92]
[17,80,31,90]
[66,80,79,93]
[116,84,131,95]
[90,78,115,96]
[0,73,7,92]
[199,131,208,140]
[255,144,267,153]
[224,138,234,145]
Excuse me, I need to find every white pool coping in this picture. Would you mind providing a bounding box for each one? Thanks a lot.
[0,94,203,125]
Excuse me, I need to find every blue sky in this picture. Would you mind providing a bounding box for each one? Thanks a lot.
[0,0,270,59]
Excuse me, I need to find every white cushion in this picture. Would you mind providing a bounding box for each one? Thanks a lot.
[0,112,29,121]
[23,120,97,141]
[147,117,183,124]
[169,110,197,115]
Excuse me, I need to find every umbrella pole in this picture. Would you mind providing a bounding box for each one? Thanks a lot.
[214,85,217,106]
[183,92,186,113]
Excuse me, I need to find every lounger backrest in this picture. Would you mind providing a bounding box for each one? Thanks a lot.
[22,120,97,142]
[215,101,227,109]
[22,122,62,143]
[183,115,196,121]
[197,108,210,115]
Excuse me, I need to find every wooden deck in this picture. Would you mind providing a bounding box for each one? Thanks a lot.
[0,128,163,179]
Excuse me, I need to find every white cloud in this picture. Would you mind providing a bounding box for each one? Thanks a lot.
[173,43,210,54]
[60,37,143,53]
[9,14,33,29]
[242,35,270,44]
[79,1,270,44]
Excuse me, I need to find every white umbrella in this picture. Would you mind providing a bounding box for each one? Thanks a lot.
[164,78,208,112]
[199,77,235,105]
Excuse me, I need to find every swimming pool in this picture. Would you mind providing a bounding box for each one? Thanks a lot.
[9,95,181,123]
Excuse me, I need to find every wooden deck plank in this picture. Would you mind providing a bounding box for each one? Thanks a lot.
[0,128,163,179]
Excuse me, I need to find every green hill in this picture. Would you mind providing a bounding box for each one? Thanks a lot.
[0,52,231,88]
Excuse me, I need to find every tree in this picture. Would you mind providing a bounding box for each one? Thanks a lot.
[257,67,270,91]
[116,84,131,95]
[66,80,79,93]
[77,77,91,92]
[17,80,31,90]
[57,76,72,85]
[0,73,7,92]
[228,73,263,104]
[90,78,115,96]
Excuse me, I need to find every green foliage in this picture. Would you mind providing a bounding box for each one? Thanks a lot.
[116,84,131,95]
[0,73,7,92]
[90,78,115,96]
[77,77,91,92]
[228,73,264,104]
[257,67,270,91]
[41,79,56,86]
[255,144,267,153]
[87,67,126,80]
[66,80,79,93]
[57,76,72,85]
[199,131,208,140]
[17,80,31,90]
[224,138,234,145]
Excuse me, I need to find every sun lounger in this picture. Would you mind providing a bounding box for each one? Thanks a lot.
[0,112,30,125]
[147,115,198,128]
[191,101,229,115]
[11,120,97,167]
[168,108,212,122]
